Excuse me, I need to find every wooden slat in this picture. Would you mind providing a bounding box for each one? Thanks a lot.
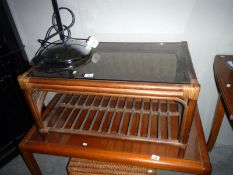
[107,111,116,133]
[101,111,114,132]
[160,100,167,112]
[161,115,168,139]
[127,112,134,135]
[157,100,161,139]
[55,108,72,128]
[62,94,73,104]
[150,114,158,138]
[78,95,88,105]
[118,97,126,109]
[140,113,149,137]
[130,113,140,136]
[135,99,142,110]
[126,98,134,109]
[170,115,179,140]
[167,100,171,140]
[48,106,65,127]
[70,95,80,105]
[152,100,158,111]
[102,96,110,107]
[44,93,185,144]
[170,101,178,112]
[93,96,103,106]
[70,109,82,129]
[143,99,150,111]
[89,110,100,131]
[109,97,118,108]
[73,109,88,129]
[64,109,80,129]
[92,111,105,131]
[120,112,131,135]
[137,112,143,136]
[80,95,95,130]
[111,112,122,133]
[82,110,97,130]
[85,95,95,106]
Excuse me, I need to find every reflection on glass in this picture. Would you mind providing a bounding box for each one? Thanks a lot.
[29,42,190,84]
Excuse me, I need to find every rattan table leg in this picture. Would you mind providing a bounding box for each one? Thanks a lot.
[197,171,211,175]
[207,94,225,151]
[20,150,42,175]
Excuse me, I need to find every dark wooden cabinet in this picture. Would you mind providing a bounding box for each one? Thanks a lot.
[0,0,33,167]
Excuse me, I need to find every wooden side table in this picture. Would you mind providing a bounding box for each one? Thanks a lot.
[207,55,233,151]
[17,42,210,174]
[19,104,211,175]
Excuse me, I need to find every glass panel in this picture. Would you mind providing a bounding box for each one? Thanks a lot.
[29,42,190,84]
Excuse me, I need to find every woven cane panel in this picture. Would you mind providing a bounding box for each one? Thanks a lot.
[67,158,157,175]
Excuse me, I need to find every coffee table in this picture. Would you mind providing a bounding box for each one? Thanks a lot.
[18,42,210,174]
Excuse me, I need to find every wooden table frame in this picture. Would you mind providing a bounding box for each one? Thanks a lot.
[18,68,200,150]
[19,107,211,175]
[17,42,210,174]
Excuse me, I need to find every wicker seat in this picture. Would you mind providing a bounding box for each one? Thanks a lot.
[67,158,157,175]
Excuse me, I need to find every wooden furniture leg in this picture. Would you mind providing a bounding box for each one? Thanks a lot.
[198,170,211,175]
[207,94,225,151]
[178,99,197,157]
[20,150,42,175]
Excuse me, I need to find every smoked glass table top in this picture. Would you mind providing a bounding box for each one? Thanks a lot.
[29,42,191,84]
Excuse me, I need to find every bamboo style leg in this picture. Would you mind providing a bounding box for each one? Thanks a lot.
[197,170,211,175]
[20,150,42,175]
[207,94,225,151]
[202,170,212,175]
[22,88,44,130]
[197,173,211,175]
[178,99,197,157]
[21,88,48,142]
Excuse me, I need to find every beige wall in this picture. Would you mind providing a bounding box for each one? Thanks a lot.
[7,0,233,145]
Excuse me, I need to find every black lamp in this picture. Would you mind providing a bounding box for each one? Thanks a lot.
[51,0,65,41]
[31,0,94,72]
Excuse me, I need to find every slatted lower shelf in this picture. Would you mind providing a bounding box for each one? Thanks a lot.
[44,94,183,144]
